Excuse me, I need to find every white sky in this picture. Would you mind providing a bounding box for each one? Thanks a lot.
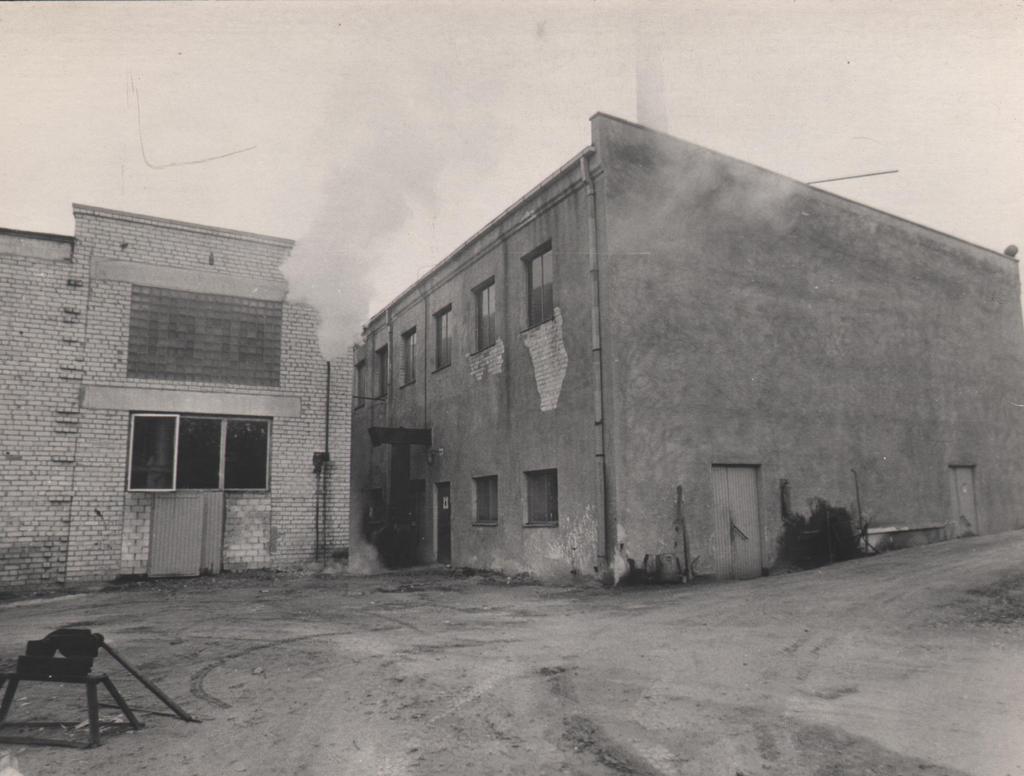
[1,0,1022,347]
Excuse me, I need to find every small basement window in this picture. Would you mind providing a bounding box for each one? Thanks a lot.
[525,468,558,525]
[474,475,498,524]
[128,414,270,492]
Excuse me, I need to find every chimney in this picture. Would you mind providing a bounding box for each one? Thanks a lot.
[635,24,669,131]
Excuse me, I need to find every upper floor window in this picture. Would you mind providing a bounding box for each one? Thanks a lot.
[401,328,417,385]
[475,278,496,351]
[524,242,554,327]
[434,305,452,370]
[375,345,388,397]
[353,360,366,408]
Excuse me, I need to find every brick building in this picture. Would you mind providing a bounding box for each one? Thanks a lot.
[351,113,1024,580]
[1,205,349,588]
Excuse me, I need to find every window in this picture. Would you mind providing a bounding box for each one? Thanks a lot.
[475,279,496,350]
[434,305,452,370]
[128,414,270,492]
[524,243,554,327]
[474,476,498,524]
[375,345,388,397]
[526,469,558,525]
[127,415,177,490]
[401,328,417,385]
[128,285,282,386]
[354,360,366,408]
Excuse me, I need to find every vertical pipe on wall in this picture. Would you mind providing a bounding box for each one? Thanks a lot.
[323,359,331,560]
[581,152,611,566]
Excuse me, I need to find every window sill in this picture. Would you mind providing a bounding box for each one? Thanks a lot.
[521,318,555,335]
[524,521,558,528]
[400,380,416,388]
[473,521,498,528]
[432,363,451,374]
[469,343,497,357]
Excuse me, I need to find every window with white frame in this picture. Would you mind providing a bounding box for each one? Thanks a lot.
[128,414,270,492]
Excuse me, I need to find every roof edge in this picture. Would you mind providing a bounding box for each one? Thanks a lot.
[72,204,295,248]
[588,112,1015,264]
[365,145,596,327]
[0,226,74,245]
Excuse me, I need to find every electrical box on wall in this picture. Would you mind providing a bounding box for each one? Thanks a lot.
[312,451,329,473]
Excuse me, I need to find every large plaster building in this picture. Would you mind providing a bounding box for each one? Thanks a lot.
[351,113,1024,580]
[1,205,350,588]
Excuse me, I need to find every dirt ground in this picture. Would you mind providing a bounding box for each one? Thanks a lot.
[2,532,1023,776]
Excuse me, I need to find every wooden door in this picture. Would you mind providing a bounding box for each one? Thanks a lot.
[711,465,762,579]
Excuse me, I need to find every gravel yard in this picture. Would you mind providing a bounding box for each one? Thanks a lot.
[2,531,1023,776]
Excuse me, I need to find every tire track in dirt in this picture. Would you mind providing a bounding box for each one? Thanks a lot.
[189,609,426,709]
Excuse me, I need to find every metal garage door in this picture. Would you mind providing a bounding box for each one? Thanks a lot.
[149,492,224,577]
[711,465,762,579]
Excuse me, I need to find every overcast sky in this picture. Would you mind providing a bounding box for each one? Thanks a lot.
[1,1,1021,352]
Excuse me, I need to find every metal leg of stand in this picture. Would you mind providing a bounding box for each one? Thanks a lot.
[101,676,143,730]
[86,679,101,748]
[0,676,18,724]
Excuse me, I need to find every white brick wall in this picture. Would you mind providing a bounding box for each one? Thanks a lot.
[0,208,352,588]
[0,237,82,587]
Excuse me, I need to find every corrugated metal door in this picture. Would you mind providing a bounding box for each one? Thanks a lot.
[949,466,979,536]
[150,492,224,577]
[150,494,204,577]
[710,465,762,579]
[199,492,224,575]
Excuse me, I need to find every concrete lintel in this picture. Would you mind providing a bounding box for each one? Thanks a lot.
[83,385,302,417]
[93,259,288,301]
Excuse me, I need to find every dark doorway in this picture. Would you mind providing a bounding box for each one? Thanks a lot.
[436,482,451,565]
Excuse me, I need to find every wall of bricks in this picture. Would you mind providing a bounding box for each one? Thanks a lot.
[0,206,351,589]
[224,492,272,569]
[0,233,83,587]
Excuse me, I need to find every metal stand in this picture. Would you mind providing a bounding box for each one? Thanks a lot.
[0,671,142,749]
[0,627,197,749]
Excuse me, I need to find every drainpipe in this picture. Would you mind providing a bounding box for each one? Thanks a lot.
[323,359,331,560]
[581,152,611,567]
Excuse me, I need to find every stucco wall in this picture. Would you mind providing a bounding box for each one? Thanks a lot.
[352,163,602,577]
[593,114,1024,577]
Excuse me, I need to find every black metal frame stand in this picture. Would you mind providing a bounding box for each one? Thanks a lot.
[0,671,143,748]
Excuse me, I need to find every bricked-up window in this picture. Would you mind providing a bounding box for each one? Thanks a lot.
[474,476,498,524]
[375,346,389,397]
[475,279,496,350]
[127,285,282,386]
[401,328,417,385]
[354,360,366,408]
[128,414,270,492]
[434,305,452,369]
[526,469,558,525]
[524,242,554,327]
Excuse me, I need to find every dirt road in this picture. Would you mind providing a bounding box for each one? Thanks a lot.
[2,532,1023,776]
